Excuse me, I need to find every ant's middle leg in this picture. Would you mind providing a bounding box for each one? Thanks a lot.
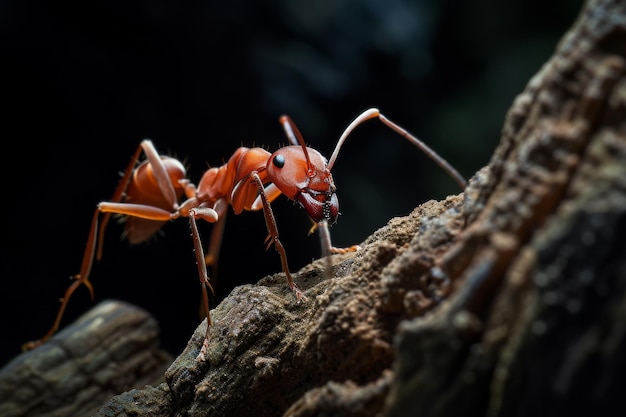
[187,206,220,360]
[202,199,229,288]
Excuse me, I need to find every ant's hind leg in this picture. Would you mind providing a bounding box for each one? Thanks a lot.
[22,208,101,351]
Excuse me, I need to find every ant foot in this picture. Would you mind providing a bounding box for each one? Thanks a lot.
[196,335,210,362]
[292,285,308,302]
[330,244,361,254]
[22,340,42,352]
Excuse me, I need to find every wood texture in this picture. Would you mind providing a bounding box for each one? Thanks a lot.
[0,300,172,417]
[1,0,624,415]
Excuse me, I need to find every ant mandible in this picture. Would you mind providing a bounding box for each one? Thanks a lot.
[23,108,467,353]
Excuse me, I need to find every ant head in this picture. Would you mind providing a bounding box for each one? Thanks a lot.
[267,145,339,225]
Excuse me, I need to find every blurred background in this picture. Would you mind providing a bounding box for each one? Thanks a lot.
[1,0,582,366]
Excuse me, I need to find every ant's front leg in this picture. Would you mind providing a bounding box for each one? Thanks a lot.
[250,172,308,302]
[308,221,361,254]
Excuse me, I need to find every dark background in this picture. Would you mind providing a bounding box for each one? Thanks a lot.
[1,0,581,367]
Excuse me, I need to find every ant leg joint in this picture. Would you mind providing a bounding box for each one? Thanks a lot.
[190,207,219,223]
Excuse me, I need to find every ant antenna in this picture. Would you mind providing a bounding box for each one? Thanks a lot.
[280,115,314,175]
[327,108,467,189]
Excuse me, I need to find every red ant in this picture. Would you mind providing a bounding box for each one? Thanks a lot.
[23,108,467,353]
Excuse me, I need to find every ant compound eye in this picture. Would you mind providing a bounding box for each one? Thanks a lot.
[273,154,285,168]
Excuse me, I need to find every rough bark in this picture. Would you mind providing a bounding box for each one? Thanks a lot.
[2,0,625,416]
[93,194,467,417]
[383,0,626,415]
[0,300,172,417]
